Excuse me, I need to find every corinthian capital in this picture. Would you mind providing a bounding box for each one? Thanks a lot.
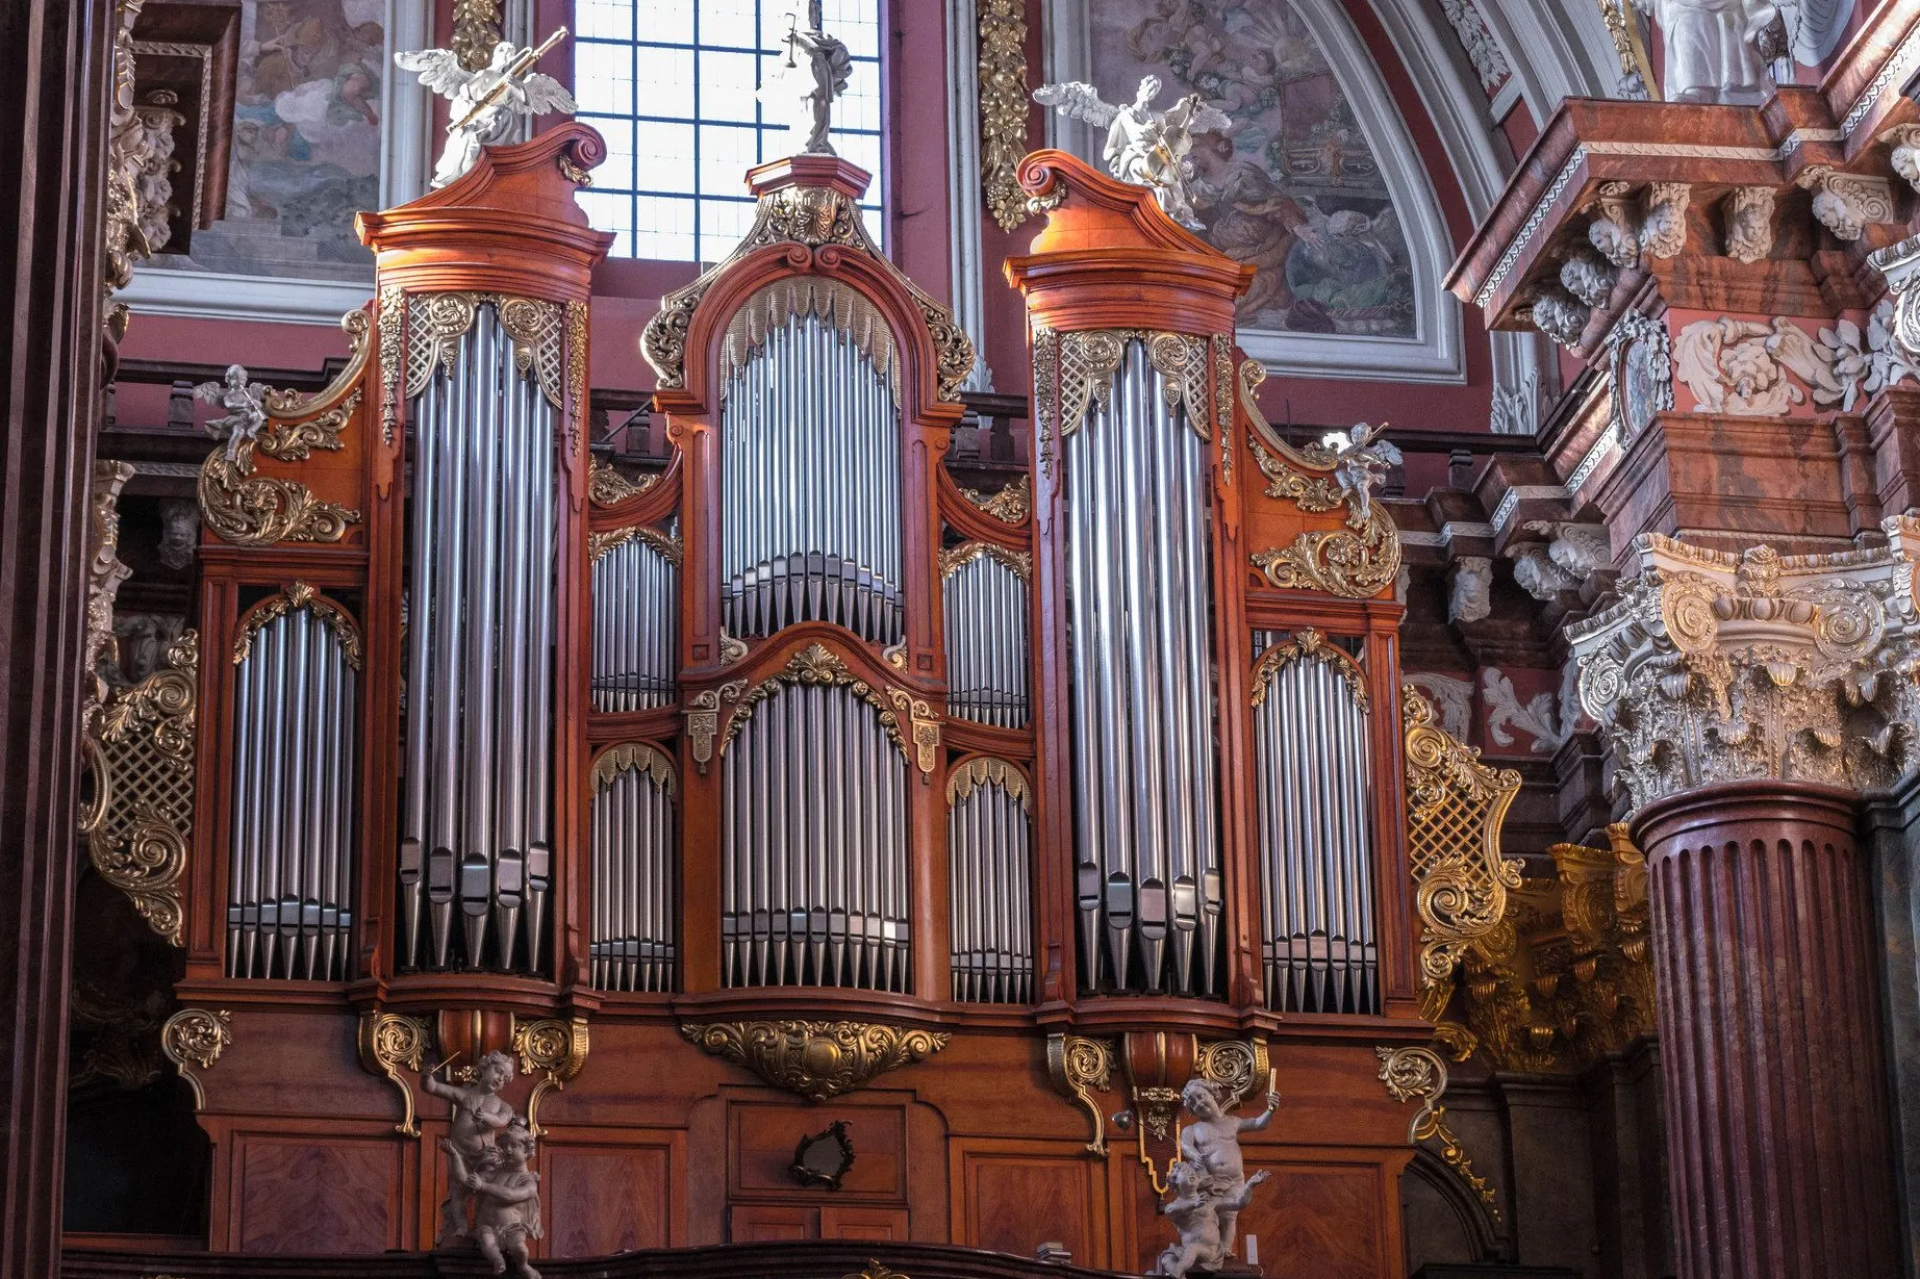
[1567,526,1920,811]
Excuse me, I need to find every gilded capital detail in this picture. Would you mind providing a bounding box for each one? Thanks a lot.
[1569,527,1920,811]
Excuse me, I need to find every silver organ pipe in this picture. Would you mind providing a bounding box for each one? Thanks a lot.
[589,747,677,992]
[719,682,910,993]
[719,306,902,645]
[1250,631,1378,1014]
[226,602,357,980]
[591,523,679,711]
[1064,338,1221,997]
[397,301,557,974]
[941,546,1030,728]
[946,761,1033,1002]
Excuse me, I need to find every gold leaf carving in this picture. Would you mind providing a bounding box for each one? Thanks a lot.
[958,474,1031,524]
[589,523,683,565]
[939,540,1032,583]
[588,458,658,507]
[230,582,362,669]
[591,742,677,794]
[1403,687,1523,992]
[162,1007,231,1110]
[1377,1045,1499,1219]
[1250,506,1402,599]
[513,1015,589,1136]
[978,0,1029,231]
[680,1020,949,1101]
[1250,627,1370,710]
[85,631,197,945]
[946,756,1031,812]
[1045,1032,1115,1155]
[450,0,502,70]
[357,1011,431,1136]
[1194,1037,1270,1108]
[721,643,937,773]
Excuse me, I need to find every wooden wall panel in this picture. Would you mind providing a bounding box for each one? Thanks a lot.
[820,1206,910,1241]
[220,1127,409,1253]
[540,1127,685,1257]
[1230,1151,1410,1279]
[951,1141,1110,1269]
[730,1204,816,1241]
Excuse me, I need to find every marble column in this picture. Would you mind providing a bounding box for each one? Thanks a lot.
[1570,532,1916,1279]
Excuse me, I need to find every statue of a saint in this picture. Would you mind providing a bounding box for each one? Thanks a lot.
[1631,0,1781,104]
[1151,1076,1280,1278]
[760,0,853,156]
[395,31,578,189]
[1032,76,1231,230]
[421,1049,519,1247]
[458,1120,544,1279]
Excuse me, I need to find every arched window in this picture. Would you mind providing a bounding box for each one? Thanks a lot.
[572,0,886,262]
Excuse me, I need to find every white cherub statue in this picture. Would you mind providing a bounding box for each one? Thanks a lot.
[395,30,577,189]
[1033,75,1231,229]
[759,0,853,156]
[1321,422,1403,524]
[194,364,270,464]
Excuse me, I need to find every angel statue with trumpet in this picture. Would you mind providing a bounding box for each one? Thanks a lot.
[395,29,578,189]
[1033,75,1231,230]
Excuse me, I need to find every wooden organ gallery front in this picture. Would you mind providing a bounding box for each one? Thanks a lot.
[111,126,1503,1277]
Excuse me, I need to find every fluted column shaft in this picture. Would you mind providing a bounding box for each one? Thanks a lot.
[1635,781,1899,1279]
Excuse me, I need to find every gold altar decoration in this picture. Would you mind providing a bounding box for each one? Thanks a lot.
[680,1020,950,1101]
[357,1010,433,1136]
[1376,1045,1499,1221]
[1436,824,1657,1073]
[82,630,199,945]
[1403,687,1523,1017]
[161,1007,231,1110]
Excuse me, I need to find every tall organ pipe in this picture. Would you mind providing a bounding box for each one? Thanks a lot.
[1064,339,1220,997]
[1250,631,1378,1014]
[947,769,1034,1002]
[399,302,557,973]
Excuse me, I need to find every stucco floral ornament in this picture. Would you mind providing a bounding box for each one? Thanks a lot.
[1569,528,1920,811]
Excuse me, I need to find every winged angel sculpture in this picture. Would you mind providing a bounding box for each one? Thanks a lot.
[1033,76,1230,230]
[395,33,577,190]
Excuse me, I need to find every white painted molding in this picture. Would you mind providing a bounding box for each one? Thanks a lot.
[120,270,373,326]
[945,0,995,391]
[1043,0,1464,383]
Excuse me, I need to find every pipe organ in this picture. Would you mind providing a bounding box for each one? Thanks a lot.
[152,134,1437,1275]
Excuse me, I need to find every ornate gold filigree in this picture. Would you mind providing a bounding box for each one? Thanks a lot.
[198,451,360,548]
[592,741,676,794]
[1377,1045,1499,1219]
[642,180,973,402]
[1251,506,1401,599]
[723,278,903,403]
[230,582,363,669]
[380,286,404,446]
[565,300,589,454]
[1032,326,1062,480]
[1046,1033,1115,1155]
[1250,628,1370,710]
[1194,1037,1270,1107]
[1439,824,1655,1074]
[958,474,1031,524]
[588,458,658,507]
[680,1020,949,1101]
[84,461,136,724]
[721,630,750,666]
[1212,335,1235,478]
[939,540,1032,583]
[357,1011,432,1136]
[722,644,936,773]
[1040,330,1220,480]
[946,756,1031,811]
[979,0,1029,231]
[85,631,198,945]
[451,0,502,70]
[162,1007,231,1110]
[1249,435,1343,512]
[1403,687,1522,993]
[589,523,683,565]
[514,1015,590,1136]
[403,292,570,411]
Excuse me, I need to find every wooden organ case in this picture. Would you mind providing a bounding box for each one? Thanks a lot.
[143,130,1449,1278]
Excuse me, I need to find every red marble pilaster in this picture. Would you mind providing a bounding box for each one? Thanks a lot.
[1635,782,1899,1279]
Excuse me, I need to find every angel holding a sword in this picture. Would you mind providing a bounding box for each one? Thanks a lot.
[395,31,579,189]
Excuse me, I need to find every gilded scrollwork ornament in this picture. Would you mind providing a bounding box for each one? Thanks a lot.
[1193,1037,1270,1108]
[84,631,199,945]
[513,1015,589,1136]
[84,461,137,723]
[1249,628,1369,710]
[162,1007,232,1110]
[231,582,363,669]
[958,474,1031,524]
[680,1019,949,1101]
[722,643,937,774]
[589,524,683,566]
[1250,509,1402,599]
[939,540,1032,582]
[1403,687,1523,993]
[978,0,1030,231]
[588,458,658,507]
[1046,1033,1116,1155]
[946,756,1031,811]
[1376,1045,1499,1220]
[358,1011,434,1136]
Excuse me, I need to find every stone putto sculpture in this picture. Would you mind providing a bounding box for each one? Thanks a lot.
[395,30,578,189]
[1152,1076,1279,1279]
[760,0,853,157]
[1033,75,1231,230]
[420,1048,534,1262]
[457,1120,544,1279]
[1630,0,1783,104]
[194,364,270,464]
